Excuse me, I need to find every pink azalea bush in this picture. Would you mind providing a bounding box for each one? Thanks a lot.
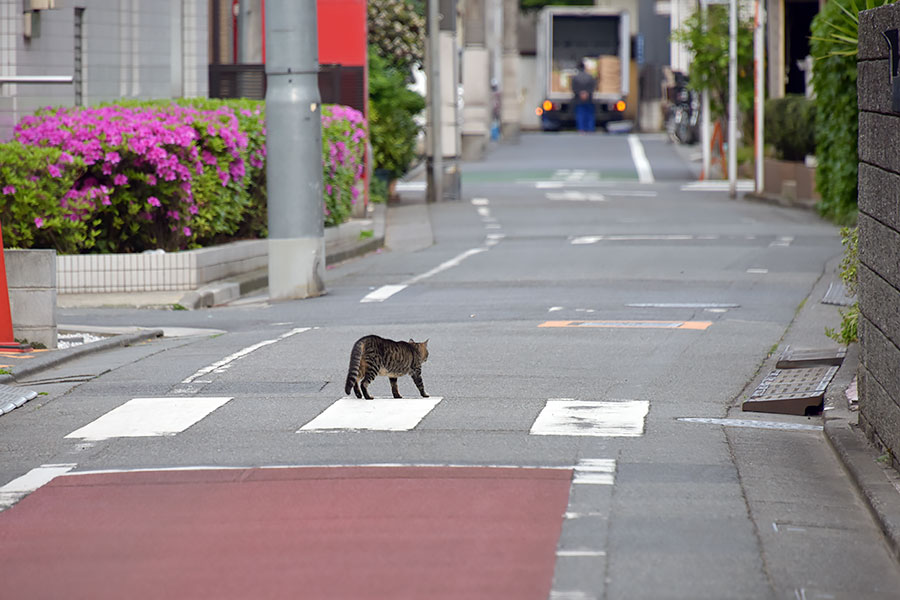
[321,104,367,227]
[0,99,366,253]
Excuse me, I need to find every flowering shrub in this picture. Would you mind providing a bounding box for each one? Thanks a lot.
[1,99,366,253]
[0,143,86,252]
[322,104,366,227]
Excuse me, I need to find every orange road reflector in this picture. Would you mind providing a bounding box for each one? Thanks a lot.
[539,320,712,330]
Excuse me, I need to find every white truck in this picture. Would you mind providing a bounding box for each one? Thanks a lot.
[535,6,631,131]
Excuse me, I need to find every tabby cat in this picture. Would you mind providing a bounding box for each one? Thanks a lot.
[344,335,430,399]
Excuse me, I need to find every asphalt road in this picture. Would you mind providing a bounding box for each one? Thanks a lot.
[2,132,899,599]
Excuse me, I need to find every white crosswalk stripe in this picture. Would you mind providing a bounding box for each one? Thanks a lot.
[298,397,443,432]
[65,397,233,441]
[530,399,649,437]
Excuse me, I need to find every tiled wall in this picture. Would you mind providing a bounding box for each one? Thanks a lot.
[56,240,267,294]
[0,0,209,142]
[857,4,900,463]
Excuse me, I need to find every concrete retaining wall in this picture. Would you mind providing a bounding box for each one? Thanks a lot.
[5,249,56,349]
[57,240,267,294]
[857,4,900,460]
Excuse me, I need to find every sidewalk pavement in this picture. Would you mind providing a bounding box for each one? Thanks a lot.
[4,184,900,567]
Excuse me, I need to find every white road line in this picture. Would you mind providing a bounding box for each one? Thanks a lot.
[681,180,754,192]
[678,417,823,432]
[181,327,311,384]
[362,247,487,303]
[747,268,769,274]
[0,464,76,511]
[556,550,607,557]
[627,134,655,184]
[574,458,617,485]
[471,197,489,206]
[65,397,233,441]
[531,399,649,437]
[572,234,699,245]
[66,463,574,476]
[298,397,443,432]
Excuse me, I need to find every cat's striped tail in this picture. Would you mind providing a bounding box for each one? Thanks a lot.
[345,338,365,395]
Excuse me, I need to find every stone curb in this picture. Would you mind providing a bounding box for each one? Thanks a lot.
[0,329,164,386]
[823,346,900,563]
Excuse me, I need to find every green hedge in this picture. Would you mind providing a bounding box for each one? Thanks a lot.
[1,99,366,253]
[764,95,816,162]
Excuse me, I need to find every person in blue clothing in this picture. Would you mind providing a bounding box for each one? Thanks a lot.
[571,60,597,133]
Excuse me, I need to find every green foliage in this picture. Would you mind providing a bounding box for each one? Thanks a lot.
[368,48,425,179]
[670,6,755,122]
[826,226,859,344]
[368,0,425,73]
[0,144,87,253]
[810,0,893,225]
[764,95,816,161]
[2,98,365,252]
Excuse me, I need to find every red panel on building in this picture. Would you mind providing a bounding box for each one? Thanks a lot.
[318,0,367,67]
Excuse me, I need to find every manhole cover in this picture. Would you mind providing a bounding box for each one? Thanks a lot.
[742,366,839,416]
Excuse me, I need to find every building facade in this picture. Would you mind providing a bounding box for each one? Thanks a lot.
[0,0,208,142]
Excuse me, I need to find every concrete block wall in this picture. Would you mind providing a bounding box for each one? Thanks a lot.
[857,4,900,459]
[0,0,208,142]
[5,249,56,349]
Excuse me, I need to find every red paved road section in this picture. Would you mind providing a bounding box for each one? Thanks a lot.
[0,466,572,599]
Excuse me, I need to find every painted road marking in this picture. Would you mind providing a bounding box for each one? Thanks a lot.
[65,397,233,441]
[681,180,754,192]
[530,399,649,437]
[362,247,487,303]
[539,320,712,330]
[626,302,740,309]
[573,458,617,485]
[0,464,76,511]
[179,327,311,388]
[299,397,443,432]
[571,234,706,244]
[627,134,655,184]
[747,268,769,274]
[678,417,823,432]
[546,191,606,202]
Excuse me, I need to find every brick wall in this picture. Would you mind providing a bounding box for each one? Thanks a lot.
[857,4,900,458]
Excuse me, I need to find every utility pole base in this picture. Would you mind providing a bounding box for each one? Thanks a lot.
[268,237,326,300]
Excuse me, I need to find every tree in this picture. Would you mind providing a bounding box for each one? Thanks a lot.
[367,0,425,74]
[670,6,755,123]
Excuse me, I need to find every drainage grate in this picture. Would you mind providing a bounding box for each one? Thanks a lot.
[775,346,846,369]
[0,384,38,415]
[743,366,839,416]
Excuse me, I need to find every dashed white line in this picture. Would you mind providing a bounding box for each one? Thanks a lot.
[627,134,655,184]
[180,327,311,384]
[362,247,488,303]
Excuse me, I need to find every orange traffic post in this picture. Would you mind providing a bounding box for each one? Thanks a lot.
[0,222,32,352]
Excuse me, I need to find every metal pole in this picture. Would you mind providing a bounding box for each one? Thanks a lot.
[426,0,443,203]
[264,0,326,299]
[700,0,710,180]
[754,0,765,193]
[728,0,738,198]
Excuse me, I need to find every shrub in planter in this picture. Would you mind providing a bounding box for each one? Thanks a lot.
[0,143,86,253]
[764,95,816,162]
[321,104,367,227]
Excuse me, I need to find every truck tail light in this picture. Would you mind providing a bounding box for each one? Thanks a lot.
[615,100,626,112]
[536,107,544,116]
[542,100,554,112]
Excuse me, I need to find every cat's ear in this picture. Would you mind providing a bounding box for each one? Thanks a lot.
[423,339,429,346]
[409,338,415,344]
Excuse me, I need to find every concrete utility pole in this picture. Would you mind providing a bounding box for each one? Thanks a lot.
[501,0,520,141]
[426,0,444,203]
[727,0,738,198]
[265,0,326,299]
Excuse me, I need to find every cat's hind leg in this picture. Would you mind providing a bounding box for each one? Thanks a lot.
[360,368,376,400]
[353,382,362,398]
[389,377,403,398]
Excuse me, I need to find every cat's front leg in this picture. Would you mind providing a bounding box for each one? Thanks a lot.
[411,371,429,398]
